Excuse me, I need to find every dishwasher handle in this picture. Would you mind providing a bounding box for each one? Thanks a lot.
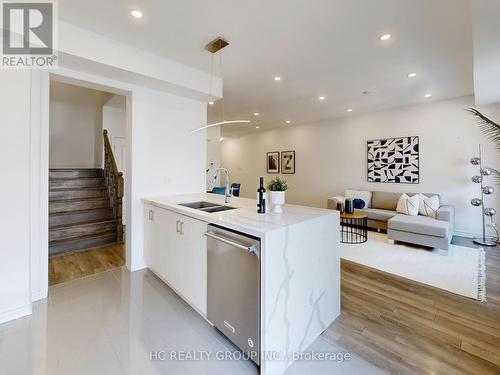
[205,231,259,257]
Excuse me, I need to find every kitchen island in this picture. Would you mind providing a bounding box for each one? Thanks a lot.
[143,193,340,375]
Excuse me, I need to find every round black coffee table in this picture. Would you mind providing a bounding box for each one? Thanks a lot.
[340,211,368,244]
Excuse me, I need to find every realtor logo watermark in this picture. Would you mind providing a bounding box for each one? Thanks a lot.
[1,0,58,68]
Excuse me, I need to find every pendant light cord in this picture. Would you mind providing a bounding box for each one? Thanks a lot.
[209,53,214,97]
[219,50,225,122]
[193,40,250,134]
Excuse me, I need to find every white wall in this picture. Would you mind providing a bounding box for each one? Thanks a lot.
[221,96,500,237]
[472,0,500,105]
[207,125,221,169]
[58,21,222,102]
[103,94,126,140]
[128,87,207,271]
[49,81,110,168]
[0,70,32,323]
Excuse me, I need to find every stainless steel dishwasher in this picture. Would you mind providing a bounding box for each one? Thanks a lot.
[206,224,260,365]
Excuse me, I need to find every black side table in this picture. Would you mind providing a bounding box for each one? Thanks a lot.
[340,211,368,244]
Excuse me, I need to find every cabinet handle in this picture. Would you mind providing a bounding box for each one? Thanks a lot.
[179,221,184,235]
[149,210,154,221]
[176,220,180,233]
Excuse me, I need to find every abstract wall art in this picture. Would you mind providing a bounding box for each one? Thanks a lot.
[367,136,419,184]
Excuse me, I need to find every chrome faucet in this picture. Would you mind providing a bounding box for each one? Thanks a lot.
[212,167,232,204]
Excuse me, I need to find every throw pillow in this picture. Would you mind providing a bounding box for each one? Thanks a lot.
[345,190,372,208]
[396,194,420,216]
[418,194,440,218]
[353,198,365,209]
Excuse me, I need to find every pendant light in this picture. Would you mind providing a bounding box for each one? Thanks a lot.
[191,38,250,133]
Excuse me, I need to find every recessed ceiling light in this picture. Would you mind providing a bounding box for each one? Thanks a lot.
[380,34,391,41]
[254,112,260,116]
[208,101,214,105]
[255,126,260,129]
[424,93,432,98]
[274,76,281,81]
[130,9,143,18]
[285,120,291,124]
[319,96,326,101]
[219,137,224,142]
[407,73,417,78]
[347,109,353,113]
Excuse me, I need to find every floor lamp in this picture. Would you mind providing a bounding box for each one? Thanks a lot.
[471,145,497,246]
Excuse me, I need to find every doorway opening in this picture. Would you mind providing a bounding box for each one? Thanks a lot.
[48,79,128,285]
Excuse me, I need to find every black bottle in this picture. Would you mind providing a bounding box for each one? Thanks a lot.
[257,177,266,214]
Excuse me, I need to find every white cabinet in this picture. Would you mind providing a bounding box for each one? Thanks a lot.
[176,215,207,314]
[145,204,174,279]
[144,204,162,274]
[144,204,207,315]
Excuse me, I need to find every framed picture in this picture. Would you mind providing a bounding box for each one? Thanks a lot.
[367,136,419,184]
[281,151,295,174]
[267,152,280,174]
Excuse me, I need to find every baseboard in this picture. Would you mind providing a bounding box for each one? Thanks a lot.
[128,261,147,272]
[31,289,48,302]
[0,304,32,325]
[454,231,480,239]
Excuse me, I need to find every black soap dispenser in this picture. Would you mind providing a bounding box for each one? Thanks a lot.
[257,177,266,214]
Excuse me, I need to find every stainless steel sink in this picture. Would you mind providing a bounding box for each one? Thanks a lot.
[178,201,220,209]
[200,206,238,213]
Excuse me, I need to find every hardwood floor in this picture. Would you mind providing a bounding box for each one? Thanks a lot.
[324,238,500,374]
[48,244,125,286]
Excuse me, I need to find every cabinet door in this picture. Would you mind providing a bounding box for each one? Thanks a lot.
[177,215,207,314]
[156,208,180,288]
[144,205,164,276]
[144,205,153,267]
[145,205,179,285]
[160,209,182,289]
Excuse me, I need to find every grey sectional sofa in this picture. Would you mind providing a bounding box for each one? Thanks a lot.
[328,191,455,250]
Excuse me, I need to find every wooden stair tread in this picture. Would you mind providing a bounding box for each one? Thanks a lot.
[49,197,109,203]
[49,177,105,181]
[50,218,116,230]
[49,231,116,245]
[49,168,102,170]
[49,207,112,217]
[48,159,122,254]
[49,186,107,191]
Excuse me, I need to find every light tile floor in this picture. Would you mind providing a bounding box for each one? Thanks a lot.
[0,267,383,375]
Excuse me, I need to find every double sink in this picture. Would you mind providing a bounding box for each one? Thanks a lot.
[178,201,238,213]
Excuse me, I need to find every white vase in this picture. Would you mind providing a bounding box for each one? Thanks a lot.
[270,191,285,214]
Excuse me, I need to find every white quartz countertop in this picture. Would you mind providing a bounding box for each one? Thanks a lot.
[143,193,337,237]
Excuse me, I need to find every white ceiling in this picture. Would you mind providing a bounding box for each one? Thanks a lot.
[59,0,474,136]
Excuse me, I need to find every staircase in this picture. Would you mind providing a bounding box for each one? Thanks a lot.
[49,130,124,256]
[49,168,118,255]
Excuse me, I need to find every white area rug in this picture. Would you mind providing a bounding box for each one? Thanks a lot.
[341,232,486,301]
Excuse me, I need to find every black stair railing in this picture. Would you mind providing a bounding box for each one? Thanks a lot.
[103,129,124,244]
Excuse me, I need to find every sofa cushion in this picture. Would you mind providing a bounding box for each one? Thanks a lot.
[418,194,440,218]
[345,190,371,208]
[371,191,441,210]
[388,214,449,238]
[371,191,401,210]
[359,208,397,221]
[353,198,365,209]
[396,194,420,216]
